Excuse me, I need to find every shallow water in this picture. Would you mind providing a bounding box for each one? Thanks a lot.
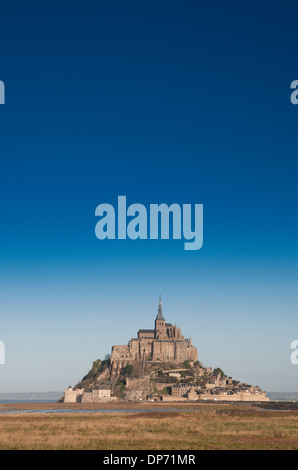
[0,407,195,415]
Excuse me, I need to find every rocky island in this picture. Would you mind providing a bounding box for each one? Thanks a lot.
[63,297,269,403]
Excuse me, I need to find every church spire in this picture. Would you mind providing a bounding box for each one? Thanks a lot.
[156,292,165,321]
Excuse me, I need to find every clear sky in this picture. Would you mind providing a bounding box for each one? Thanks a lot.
[0,1,297,392]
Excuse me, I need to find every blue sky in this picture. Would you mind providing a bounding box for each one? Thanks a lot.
[0,1,297,392]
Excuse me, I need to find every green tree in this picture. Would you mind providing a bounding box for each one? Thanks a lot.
[214,367,225,377]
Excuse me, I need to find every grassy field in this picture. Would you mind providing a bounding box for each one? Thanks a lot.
[0,403,298,449]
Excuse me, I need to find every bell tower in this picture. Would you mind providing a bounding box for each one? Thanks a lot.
[155,293,166,339]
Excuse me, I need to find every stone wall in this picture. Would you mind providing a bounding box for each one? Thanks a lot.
[200,393,269,402]
[111,338,198,370]
[161,395,188,402]
[63,387,84,403]
[161,389,269,402]
[124,377,151,401]
[63,387,117,403]
[81,390,116,403]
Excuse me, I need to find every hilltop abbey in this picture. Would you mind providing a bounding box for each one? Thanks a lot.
[63,295,269,403]
[110,295,198,372]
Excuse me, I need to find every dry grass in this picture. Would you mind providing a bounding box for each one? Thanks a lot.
[0,407,298,449]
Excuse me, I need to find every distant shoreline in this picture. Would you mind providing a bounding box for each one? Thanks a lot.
[0,393,63,403]
[0,400,60,404]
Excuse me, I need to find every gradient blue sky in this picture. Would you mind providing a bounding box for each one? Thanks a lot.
[0,1,297,392]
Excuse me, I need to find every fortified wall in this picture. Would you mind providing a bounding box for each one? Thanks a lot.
[63,386,116,403]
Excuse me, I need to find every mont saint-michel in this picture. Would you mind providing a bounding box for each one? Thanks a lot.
[63,297,269,403]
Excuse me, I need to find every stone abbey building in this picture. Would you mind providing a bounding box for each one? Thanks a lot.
[111,296,198,372]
